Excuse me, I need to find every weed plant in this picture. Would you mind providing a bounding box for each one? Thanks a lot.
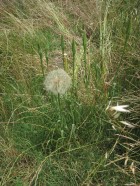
[0,0,140,185]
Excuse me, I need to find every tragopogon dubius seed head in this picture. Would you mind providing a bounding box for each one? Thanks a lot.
[44,69,71,95]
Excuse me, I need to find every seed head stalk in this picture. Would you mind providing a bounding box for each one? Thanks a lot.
[72,38,76,90]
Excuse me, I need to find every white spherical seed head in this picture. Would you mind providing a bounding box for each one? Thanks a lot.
[44,69,71,95]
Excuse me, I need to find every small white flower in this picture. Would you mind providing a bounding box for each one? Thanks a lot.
[110,104,130,113]
[44,69,71,95]
[106,102,130,113]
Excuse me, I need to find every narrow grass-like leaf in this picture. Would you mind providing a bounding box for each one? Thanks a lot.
[38,44,44,77]
[45,46,49,69]
[82,32,88,86]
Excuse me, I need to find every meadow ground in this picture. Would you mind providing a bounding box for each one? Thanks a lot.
[0,0,140,185]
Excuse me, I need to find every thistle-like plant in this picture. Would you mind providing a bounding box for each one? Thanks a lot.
[44,68,71,95]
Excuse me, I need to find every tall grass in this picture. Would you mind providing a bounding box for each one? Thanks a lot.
[0,0,140,185]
